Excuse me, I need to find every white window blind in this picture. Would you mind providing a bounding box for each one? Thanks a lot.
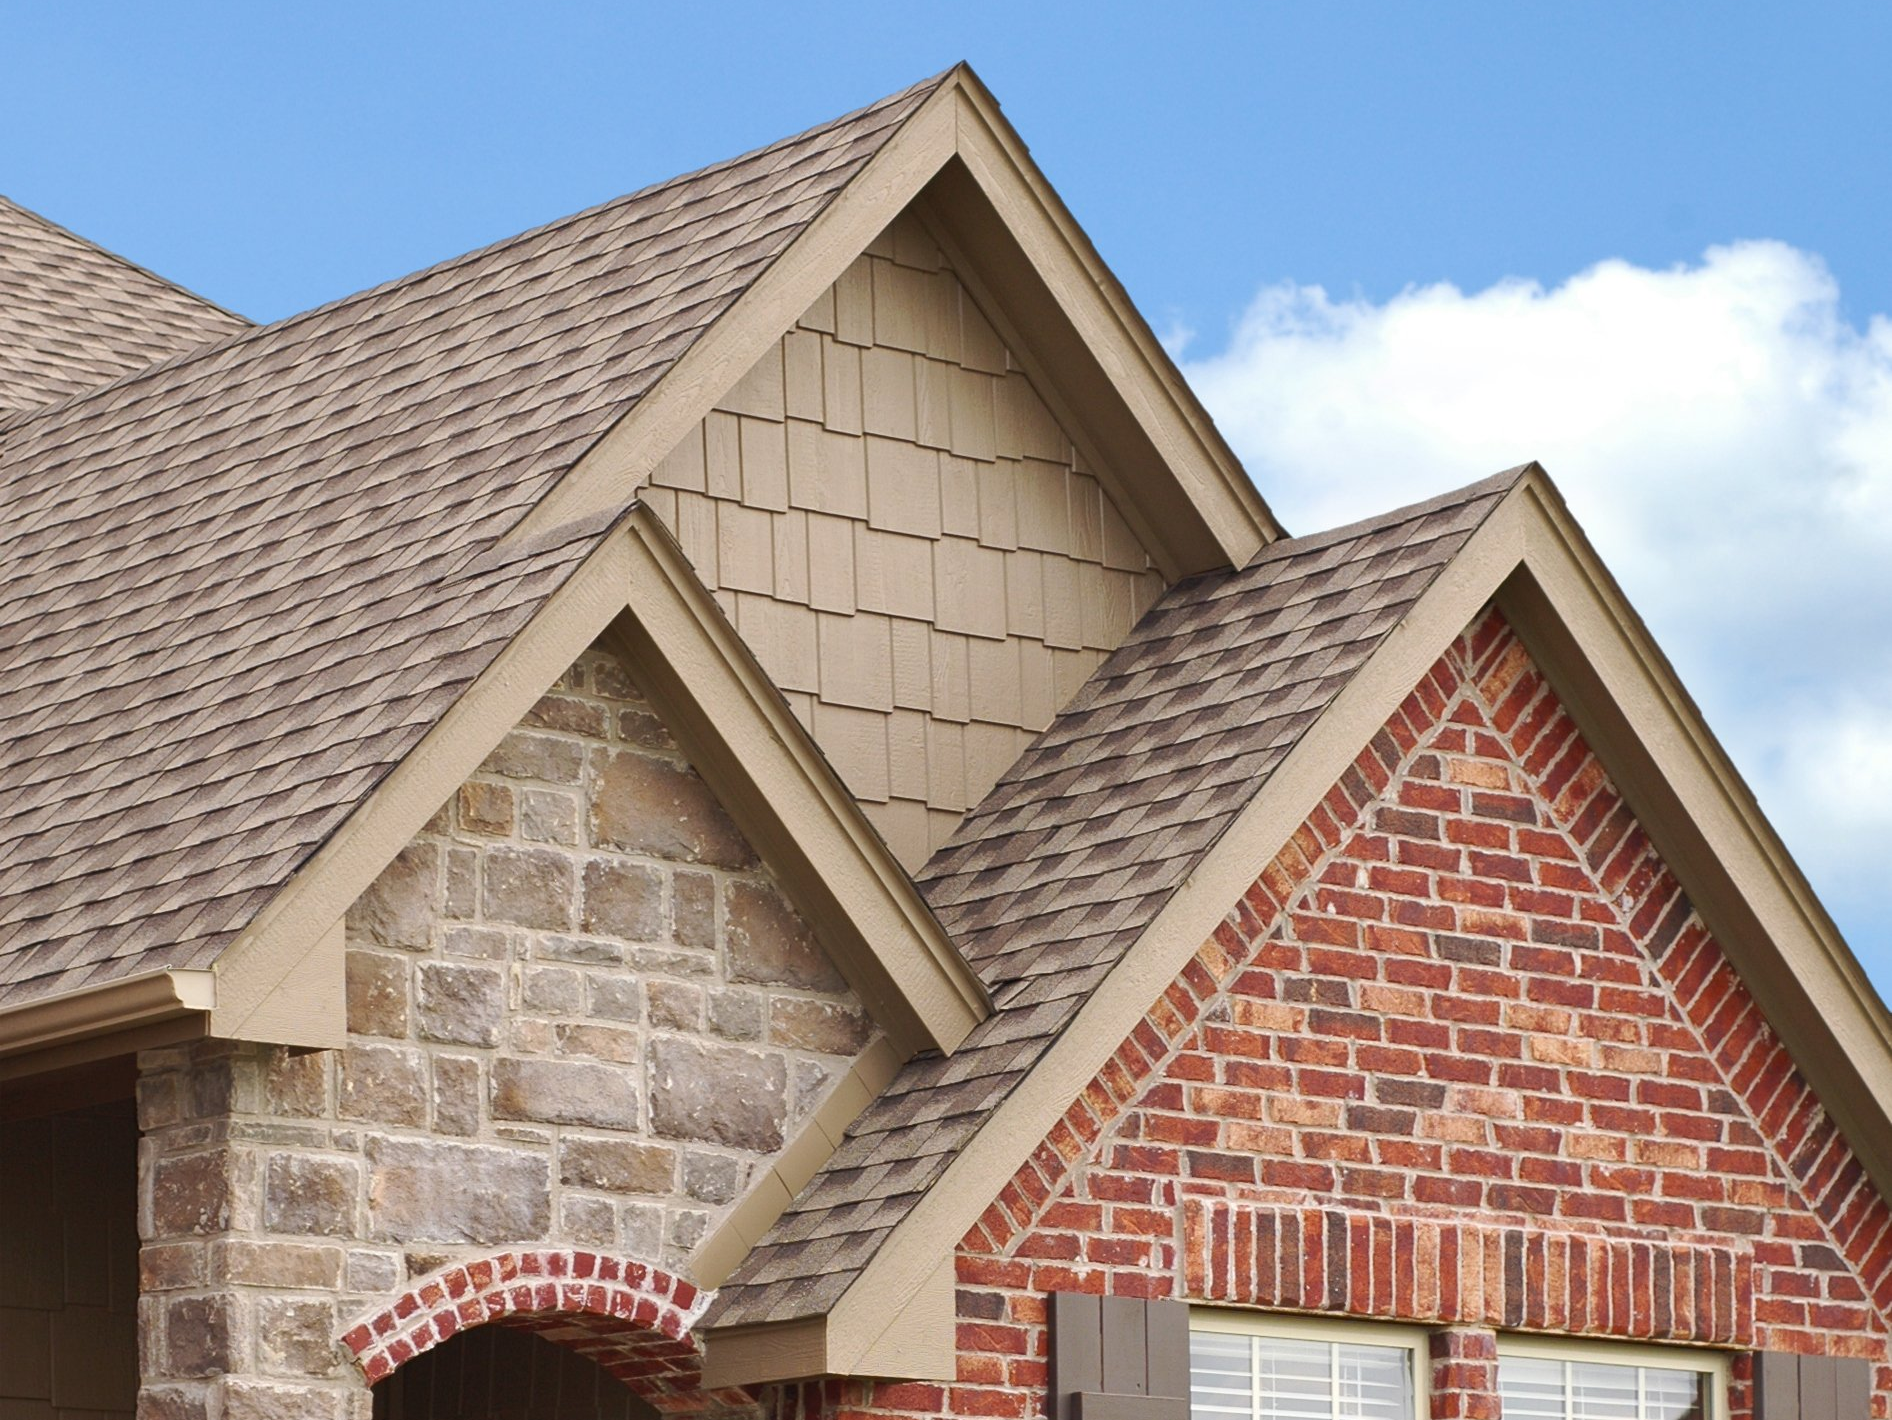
[1191,1331,1414,1420]
[1500,1356,1709,1420]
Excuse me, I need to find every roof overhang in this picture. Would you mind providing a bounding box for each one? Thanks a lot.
[700,465,1892,1385]
[190,504,985,1069]
[510,63,1278,577]
[0,967,217,1081]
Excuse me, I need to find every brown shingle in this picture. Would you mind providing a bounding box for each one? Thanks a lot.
[707,467,1527,1328]
[0,72,952,1007]
[0,196,249,413]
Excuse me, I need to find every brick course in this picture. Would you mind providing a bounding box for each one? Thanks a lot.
[337,1248,743,1415]
[805,609,1892,1420]
[135,644,874,1417]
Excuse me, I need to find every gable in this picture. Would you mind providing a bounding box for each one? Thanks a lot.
[944,610,1891,1388]
[0,64,1274,1038]
[333,635,897,1267]
[700,468,1892,1385]
[641,209,1167,868]
[0,76,945,1022]
[701,474,1520,1356]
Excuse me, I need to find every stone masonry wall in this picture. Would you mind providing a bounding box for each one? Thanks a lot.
[135,643,876,1419]
[641,207,1167,869]
[784,609,1892,1420]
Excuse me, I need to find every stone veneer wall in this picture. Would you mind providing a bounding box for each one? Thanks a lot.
[134,644,876,1420]
[641,208,1167,869]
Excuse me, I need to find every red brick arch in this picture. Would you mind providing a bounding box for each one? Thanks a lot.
[339,1249,752,1415]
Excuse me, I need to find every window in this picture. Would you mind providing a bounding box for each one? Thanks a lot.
[1499,1340,1727,1420]
[1189,1313,1427,1420]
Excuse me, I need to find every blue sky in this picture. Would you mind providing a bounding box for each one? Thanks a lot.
[7,3,1891,996]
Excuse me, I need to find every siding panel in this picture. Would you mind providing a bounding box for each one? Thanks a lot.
[651,209,1166,866]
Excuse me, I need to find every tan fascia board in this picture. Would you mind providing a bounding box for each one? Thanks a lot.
[0,968,215,1080]
[712,469,1892,1382]
[701,1255,955,1390]
[704,487,1534,1387]
[926,70,1281,576]
[508,78,962,545]
[607,508,989,1058]
[1496,472,1892,1201]
[206,509,985,1061]
[692,1036,904,1289]
[505,66,1277,579]
[207,531,640,1048]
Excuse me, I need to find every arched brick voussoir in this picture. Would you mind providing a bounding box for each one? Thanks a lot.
[338,1249,751,1415]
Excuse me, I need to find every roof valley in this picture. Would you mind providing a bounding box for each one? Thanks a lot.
[706,468,1527,1325]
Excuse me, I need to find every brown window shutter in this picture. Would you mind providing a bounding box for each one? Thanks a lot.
[1753,1352,1871,1420]
[1048,1293,1190,1420]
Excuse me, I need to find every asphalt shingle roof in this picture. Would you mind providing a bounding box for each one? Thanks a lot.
[0,195,249,414]
[0,73,948,1007]
[707,467,1525,1326]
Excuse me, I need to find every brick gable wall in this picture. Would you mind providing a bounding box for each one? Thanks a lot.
[796,608,1892,1420]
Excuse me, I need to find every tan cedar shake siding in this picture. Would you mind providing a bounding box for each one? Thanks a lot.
[641,209,1167,868]
[133,643,876,1419]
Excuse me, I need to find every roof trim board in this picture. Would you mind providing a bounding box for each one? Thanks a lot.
[1501,479,1892,1205]
[0,966,216,1081]
[925,69,1282,574]
[508,64,1277,576]
[700,467,1892,1383]
[0,74,941,1012]
[691,1035,905,1288]
[707,482,1530,1385]
[507,76,962,544]
[204,527,642,1049]
[1,62,1267,1031]
[204,506,986,1062]
[605,508,991,1056]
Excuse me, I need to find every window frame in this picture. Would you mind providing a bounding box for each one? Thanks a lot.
[1495,1334,1731,1420]
[1187,1308,1432,1420]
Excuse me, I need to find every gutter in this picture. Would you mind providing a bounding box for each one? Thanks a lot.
[0,969,217,1071]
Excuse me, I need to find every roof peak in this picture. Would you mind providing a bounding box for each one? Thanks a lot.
[1247,463,1538,564]
[0,62,953,1011]
[0,67,959,437]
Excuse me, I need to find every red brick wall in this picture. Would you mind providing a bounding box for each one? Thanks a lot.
[796,609,1892,1420]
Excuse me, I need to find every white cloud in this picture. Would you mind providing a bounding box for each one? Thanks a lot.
[1179,242,1892,984]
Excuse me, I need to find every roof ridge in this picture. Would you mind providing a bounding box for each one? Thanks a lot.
[1245,463,1534,567]
[0,192,254,330]
[0,68,956,441]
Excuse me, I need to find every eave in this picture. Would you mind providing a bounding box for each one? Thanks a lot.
[0,967,217,1081]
